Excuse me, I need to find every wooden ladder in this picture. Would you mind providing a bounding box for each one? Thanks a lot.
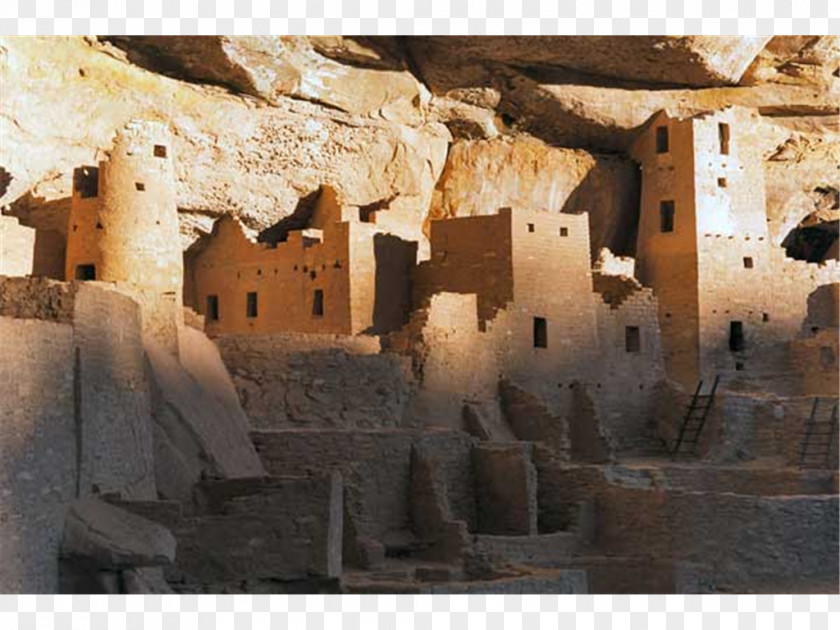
[799,399,839,470]
[671,376,720,460]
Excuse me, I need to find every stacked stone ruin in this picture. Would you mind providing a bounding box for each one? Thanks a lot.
[0,112,837,594]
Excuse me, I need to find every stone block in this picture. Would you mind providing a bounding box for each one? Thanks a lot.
[356,538,386,571]
[62,498,176,569]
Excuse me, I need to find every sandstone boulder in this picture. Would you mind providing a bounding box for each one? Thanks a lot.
[430,136,640,258]
[145,332,265,502]
[409,36,771,89]
[62,498,176,569]
[0,36,449,245]
[107,36,427,122]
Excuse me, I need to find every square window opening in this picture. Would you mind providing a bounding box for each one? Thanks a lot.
[655,125,669,153]
[75,264,96,280]
[312,289,324,317]
[762,313,770,322]
[135,182,145,192]
[533,317,547,349]
[559,227,569,237]
[743,257,753,269]
[527,223,535,233]
[729,321,745,352]
[206,295,219,322]
[246,292,258,318]
[625,326,641,353]
[717,177,727,188]
[153,145,167,158]
[660,200,675,233]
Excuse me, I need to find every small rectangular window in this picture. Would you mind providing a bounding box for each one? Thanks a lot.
[655,126,669,153]
[246,292,258,318]
[729,321,745,352]
[533,317,547,349]
[743,257,753,269]
[135,182,145,191]
[75,264,96,280]
[206,295,219,322]
[559,227,569,237]
[625,326,641,353]
[527,223,535,233]
[717,177,727,188]
[312,289,324,317]
[660,200,675,233]
[154,145,167,158]
[718,122,730,155]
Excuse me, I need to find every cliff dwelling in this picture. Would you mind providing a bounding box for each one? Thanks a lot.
[0,35,838,597]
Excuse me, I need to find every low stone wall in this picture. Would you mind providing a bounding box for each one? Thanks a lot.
[252,429,477,546]
[474,531,577,568]
[535,460,840,590]
[113,473,343,587]
[216,333,416,429]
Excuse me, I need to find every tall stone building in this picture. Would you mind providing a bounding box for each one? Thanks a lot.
[65,121,184,353]
[632,106,837,390]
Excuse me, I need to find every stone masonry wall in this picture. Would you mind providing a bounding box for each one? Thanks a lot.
[0,278,157,592]
[0,317,76,593]
[251,429,477,552]
[217,332,416,429]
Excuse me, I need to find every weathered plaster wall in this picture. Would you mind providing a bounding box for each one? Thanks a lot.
[0,216,35,277]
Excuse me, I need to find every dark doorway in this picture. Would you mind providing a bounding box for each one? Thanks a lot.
[656,126,669,153]
[246,292,258,318]
[533,317,548,349]
[206,295,219,321]
[729,321,745,352]
[312,289,324,317]
[660,201,675,233]
[625,326,641,353]
[75,264,96,280]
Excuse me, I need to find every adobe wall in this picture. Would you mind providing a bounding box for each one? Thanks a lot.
[0,316,76,593]
[0,216,35,276]
[216,332,416,429]
[696,240,839,388]
[498,210,600,379]
[398,293,502,430]
[179,474,342,584]
[65,122,184,353]
[632,112,701,387]
[413,211,513,325]
[0,277,156,592]
[73,283,156,499]
[535,462,840,590]
[473,443,538,535]
[789,329,839,397]
[591,286,667,450]
[251,429,477,550]
[691,108,767,238]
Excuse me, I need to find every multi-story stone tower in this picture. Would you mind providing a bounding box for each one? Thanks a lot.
[65,120,183,354]
[631,106,832,389]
